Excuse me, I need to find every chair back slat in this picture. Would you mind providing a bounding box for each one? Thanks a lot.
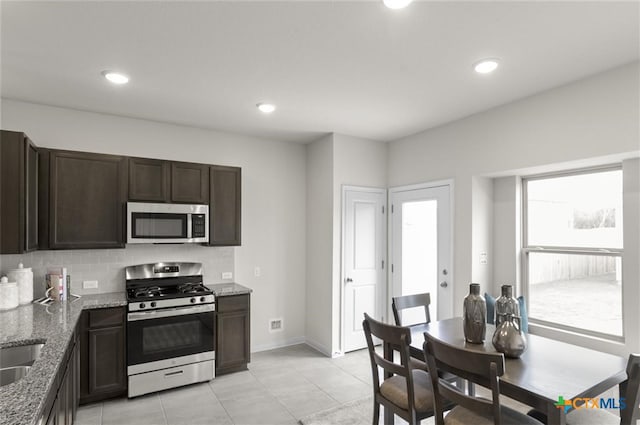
[392,293,431,326]
[621,353,640,425]
[424,334,505,425]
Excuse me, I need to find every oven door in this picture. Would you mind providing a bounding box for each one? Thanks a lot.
[127,304,214,373]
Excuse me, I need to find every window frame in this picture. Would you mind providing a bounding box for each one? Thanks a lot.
[522,164,624,342]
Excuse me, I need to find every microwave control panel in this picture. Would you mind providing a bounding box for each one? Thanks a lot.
[192,214,206,238]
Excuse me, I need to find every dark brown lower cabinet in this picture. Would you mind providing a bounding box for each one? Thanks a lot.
[79,307,127,404]
[38,329,79,425]
[215,294,251,375]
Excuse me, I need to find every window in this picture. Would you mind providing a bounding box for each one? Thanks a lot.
[523,167,623,339]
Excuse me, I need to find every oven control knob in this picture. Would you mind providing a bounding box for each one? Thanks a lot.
[139,303,146,309]
[150,302,156,308]
[200,297,206,302]
[190,297,196,304]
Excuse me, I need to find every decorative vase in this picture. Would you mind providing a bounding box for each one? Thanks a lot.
[463,283,486,344]
[492,314,527,358]
[495,285,519,327]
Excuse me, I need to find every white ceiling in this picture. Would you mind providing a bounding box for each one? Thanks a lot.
[1,1,638,143]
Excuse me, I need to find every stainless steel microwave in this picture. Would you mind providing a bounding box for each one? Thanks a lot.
[126,202,209,244]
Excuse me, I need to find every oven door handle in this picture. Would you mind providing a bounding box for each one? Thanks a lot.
[127,304,215,321]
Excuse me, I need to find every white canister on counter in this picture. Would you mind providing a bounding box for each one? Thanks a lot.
[0,276,19,310]
[8,263,34,305]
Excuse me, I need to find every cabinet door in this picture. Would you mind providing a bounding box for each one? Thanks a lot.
[215,295,250,375]
[49,150,127,249]
[0,130,38,254]
[171,162,209,204]
[209,166,241,246]
[45,397,58,425]
[88,326,126,395]
[57,365,68,425]
[25,138,39,251]
[128,157,170,202]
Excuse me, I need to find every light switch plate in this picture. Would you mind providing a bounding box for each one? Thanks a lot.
[222,272,233,279]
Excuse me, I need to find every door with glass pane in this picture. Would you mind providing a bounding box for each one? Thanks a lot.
[342,187,385,352]
[390,184,452,324]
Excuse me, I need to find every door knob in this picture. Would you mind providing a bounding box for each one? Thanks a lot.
[346,277,353,283]
[440,281,448,288]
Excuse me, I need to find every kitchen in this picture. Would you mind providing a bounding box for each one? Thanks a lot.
[1,1,639,425]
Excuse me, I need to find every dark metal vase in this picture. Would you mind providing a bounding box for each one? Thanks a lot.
[463,283,486,344]
[492,314,527,358]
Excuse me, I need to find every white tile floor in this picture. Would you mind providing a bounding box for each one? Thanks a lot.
[76,343,620,425]
[76,344,373,425]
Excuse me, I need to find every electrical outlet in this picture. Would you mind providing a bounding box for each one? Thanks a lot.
[269,319,283,332]
[254,267,261,277]
[222,272,233,279]
[83,280,98,289]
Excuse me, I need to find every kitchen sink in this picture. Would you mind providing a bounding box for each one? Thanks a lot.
[0,366,32,386]
[0,343,44,386]
[0,343,44,369]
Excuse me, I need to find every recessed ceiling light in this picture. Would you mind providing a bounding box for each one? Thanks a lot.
[102,70,129,85]
[473,59,500,74]
[257,103,276,114]
[383,0,413,9]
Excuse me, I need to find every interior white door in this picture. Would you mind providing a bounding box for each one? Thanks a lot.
[342,187,386,353]
[390,184,452,324]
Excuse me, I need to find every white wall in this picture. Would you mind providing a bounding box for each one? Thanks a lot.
[492,176,521,295]
[388,63,640,354]
[331,134,387,354]
[471,176,493,292]
[0,99,308,352]
[304,133,387,355]
[621,158,640,355]
[305,134,334,355]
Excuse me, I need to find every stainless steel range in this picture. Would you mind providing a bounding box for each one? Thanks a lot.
[125,262,215,398]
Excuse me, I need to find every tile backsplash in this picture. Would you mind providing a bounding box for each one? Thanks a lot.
[0,245,234,298]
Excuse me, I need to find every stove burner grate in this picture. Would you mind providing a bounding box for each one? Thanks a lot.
[133,286,163,298]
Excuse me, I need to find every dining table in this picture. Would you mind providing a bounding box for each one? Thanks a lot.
[408,317,628,425]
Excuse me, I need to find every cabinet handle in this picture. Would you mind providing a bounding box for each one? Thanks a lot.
[165,370,184,377]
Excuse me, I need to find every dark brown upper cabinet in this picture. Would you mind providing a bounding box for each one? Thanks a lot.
[128,157,170,202]
[46,150,127,249]
[171,161,209,204]
[208,166,241,246]
[1,130,39,254]
[127,159,209,204]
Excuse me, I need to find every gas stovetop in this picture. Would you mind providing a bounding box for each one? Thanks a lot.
[125,262,215,312]
[128,282,212,301]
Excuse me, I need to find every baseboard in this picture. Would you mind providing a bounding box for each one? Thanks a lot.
[303,337,333,357]
[251,336,306,353]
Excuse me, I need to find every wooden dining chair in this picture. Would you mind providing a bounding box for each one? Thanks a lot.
[392,293,432,371]
[362,313,436,425]
[392,293,432,327]
[423,332,543,425]
[565,353,640,425]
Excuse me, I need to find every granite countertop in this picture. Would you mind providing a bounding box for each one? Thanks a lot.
[0,292,127,425]
[207,282,253,297]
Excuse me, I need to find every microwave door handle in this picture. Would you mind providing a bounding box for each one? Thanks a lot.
[187,214,192,239]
